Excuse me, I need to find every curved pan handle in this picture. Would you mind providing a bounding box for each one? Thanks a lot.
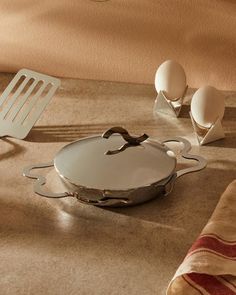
[162,137,207,178]
[23,162,69,198]
[23,162,130,206]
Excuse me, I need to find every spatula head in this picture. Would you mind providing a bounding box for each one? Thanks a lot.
[0,69,61,139]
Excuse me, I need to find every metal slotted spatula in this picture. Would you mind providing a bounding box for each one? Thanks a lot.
[0,69,61,139]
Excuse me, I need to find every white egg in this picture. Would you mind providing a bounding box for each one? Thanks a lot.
[155,60,186,101]
[191,86,225,128]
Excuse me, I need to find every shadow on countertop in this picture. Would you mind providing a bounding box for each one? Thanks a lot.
[52,161,236,235]
[179,105,236,120]
[25,120,236,148]
[0,138,25,161]
[24,120,164,143]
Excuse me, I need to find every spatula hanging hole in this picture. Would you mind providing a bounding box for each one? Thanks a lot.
[0,75,26,112]
[22,83,54,126]
[4,78,35,120]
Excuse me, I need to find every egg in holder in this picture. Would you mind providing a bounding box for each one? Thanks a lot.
[154,60,188,117]
[190,86,225,145]
[23,127,207,208]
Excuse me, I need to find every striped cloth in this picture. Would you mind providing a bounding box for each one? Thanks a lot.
[167,180,236,295]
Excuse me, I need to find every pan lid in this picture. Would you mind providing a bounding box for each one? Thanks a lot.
[54,127,176,190]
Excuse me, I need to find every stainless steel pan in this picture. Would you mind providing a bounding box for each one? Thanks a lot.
[23,127,207,207]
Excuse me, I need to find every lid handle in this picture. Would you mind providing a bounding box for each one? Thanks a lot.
[102,126,149,155]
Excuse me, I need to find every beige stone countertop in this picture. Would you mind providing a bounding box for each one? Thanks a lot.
[0,73,235,295]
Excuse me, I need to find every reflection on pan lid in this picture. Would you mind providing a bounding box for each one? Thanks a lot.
[54,132,176,191]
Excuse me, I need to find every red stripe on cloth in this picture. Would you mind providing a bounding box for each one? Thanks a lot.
[221,276,236,290]
[188,249,236,261]
[188,236,236,258]
[187,273,236,295]
[201,234,236,244]
[183,275,205,295]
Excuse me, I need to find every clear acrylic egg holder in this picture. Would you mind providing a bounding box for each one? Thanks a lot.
[189,112,225,145]
[153,86,188,117]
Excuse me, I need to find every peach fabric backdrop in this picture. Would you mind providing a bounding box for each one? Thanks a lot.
[0,0,235,90]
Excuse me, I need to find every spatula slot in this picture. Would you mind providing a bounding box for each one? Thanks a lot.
[31,80,44,96]
[0,75,26,113]
[21,83,54,126]
[13,80,45,124]
[41,83,54,98]
[5,78,36,121]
